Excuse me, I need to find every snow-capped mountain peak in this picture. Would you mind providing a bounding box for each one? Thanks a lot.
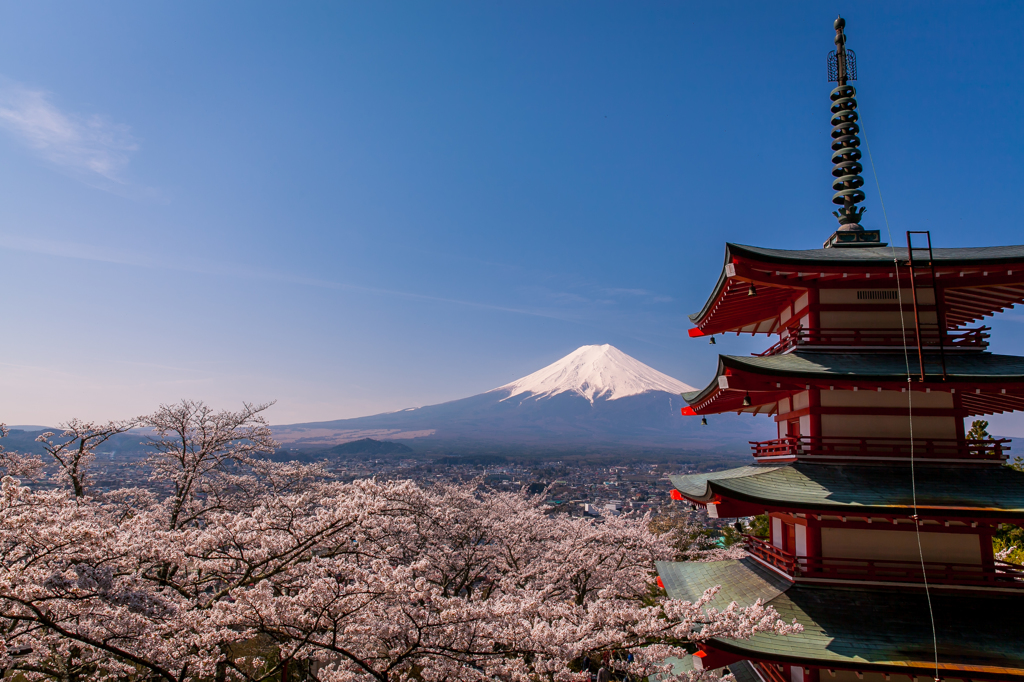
[492,344,696,404]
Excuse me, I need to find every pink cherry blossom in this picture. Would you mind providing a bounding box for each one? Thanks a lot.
[0,405,799,682]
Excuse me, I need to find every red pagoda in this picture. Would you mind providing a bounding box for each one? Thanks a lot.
[657,17,1024,682]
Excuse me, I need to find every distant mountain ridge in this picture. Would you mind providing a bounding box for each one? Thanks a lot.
[327,438,413,457]
[273,344,772,453]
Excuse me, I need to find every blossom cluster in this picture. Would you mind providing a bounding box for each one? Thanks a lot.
[0,402,799,682]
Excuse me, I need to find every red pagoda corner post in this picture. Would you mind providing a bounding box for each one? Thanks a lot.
[657,16,1024,682]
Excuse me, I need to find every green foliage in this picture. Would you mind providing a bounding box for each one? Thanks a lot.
[747,513,770,538]
[967,419,990,441]
[648,512,717,561]
[986,419,1024,564]
[994,524,1024,565]
[721,525,743,547]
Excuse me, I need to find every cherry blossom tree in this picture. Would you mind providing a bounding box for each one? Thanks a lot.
[0,406,798,682]
[35,418,140,498]
[142,400,288,529]
[0,425,44,480]
[649,511,746,563]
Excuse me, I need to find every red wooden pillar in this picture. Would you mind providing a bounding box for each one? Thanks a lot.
[980,523,996,572]
[805,515,822,574]
[953,390,966,443]
[808,388,822,438]
[807,287,820,330]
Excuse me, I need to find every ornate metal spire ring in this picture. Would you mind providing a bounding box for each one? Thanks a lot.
[822,17,884,248]
[828,17,865,231]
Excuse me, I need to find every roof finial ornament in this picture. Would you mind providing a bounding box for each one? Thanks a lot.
[823,17,884,248]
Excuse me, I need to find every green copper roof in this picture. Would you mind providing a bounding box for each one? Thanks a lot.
[682,351,1024,405]
[728,243,1024,267]
[728,660,765,682]
[656,558,1024,676]
[662,656,762,681]
[669,463,1024,517]
[656,557,791,606]
[662,656,695,676]
[727,351,1024,380]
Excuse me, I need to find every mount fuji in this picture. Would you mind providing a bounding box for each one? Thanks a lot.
[273,345,773,454]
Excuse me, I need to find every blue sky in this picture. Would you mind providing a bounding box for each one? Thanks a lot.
[2,1,1024,434]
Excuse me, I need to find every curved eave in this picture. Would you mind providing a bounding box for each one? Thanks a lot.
[729,243,1024,268]
[669,464,1024,519]
[688,243,1024,335]
[681,352,1024,417]
[700,478,1024,519]
[688,244,806,336]
[669,465,777,502]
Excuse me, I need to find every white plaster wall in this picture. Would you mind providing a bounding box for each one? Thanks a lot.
[819,390,952,408]
[795,525,807,557]
[793,391,810,411]
[820,414,957,439]
[820,528,982,564]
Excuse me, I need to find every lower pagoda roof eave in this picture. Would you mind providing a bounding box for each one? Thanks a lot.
[701,638,1024,680]
[669,464,1024,518]
[656,558,1024,679]
[682,351,1024,416]
[722,351,1024,383]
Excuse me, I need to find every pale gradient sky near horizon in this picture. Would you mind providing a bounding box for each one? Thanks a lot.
[2,2,1024,435]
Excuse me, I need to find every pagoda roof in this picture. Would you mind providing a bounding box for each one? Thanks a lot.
[682,351,1024,417]
[669,463,1024,518]
[656,557,1024,678]
[662,654,763,682]
[727,660,764,682]
[690,243,1024,335]
[727,243,1024,268]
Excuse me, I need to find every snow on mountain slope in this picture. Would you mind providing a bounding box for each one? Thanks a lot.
[492,344,696,403]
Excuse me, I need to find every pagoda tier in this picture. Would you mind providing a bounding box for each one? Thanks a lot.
[689,243,1024,336]
[681,351,1024,463]
[669,464,1024,591]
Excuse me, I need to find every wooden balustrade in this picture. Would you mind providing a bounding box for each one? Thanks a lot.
[742,534,1024,589]
[742,534,796,573]
[754,326,990,357]
[754,662,788,682]
[798,556,1024,587]
[749,436,1010,463]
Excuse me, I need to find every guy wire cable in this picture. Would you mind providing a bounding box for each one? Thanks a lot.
[862,121,941,682]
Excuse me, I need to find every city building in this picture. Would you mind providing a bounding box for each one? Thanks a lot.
[658,17,1024,682]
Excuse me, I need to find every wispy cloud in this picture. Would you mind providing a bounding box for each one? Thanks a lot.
[0,80,137,183]
[0,234,575,324]
[0,234,689,349]
[603,287,673,304]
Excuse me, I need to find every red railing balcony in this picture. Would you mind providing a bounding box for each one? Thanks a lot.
[742,534,796,574]
[799,555,1024,588]
[749,436,1010,464]
[754,326,990,357]
[742,534,1024,589]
